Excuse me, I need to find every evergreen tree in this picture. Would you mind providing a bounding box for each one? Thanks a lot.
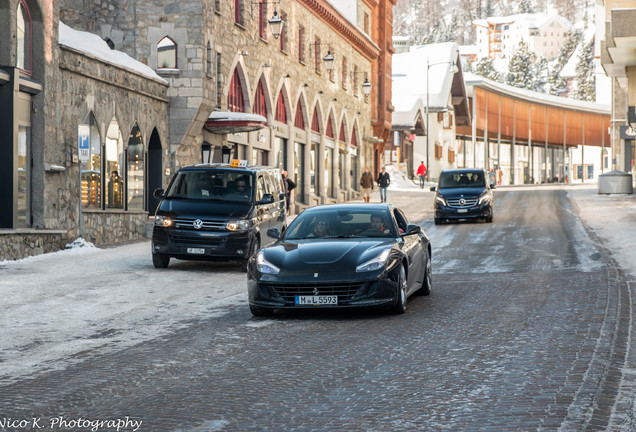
[485,0,495,18]
[532,57,548,93]
[474,57,501,82]
[547,30,580,95]
[573,43,595,101]
[507,42,537,89]
[517,0,535,13]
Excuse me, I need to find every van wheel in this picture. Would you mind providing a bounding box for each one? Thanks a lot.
[152,253,170,268]
[241,238,260,272]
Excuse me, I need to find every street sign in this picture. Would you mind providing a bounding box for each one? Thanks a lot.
[78,125,90,162]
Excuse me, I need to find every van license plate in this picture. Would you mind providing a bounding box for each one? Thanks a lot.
[457,209,468,213]
[187,248,205,254]
[295,295,338,306]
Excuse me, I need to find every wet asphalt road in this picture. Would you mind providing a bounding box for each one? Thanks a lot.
[0,188,631,431]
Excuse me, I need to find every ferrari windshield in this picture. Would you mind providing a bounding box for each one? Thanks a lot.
[285,208,397,239]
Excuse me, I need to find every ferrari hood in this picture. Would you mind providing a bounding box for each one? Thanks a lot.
[265,238,396,268]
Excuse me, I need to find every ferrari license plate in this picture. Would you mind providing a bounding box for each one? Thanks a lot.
[295,295,338,306]
[187,247,205,254]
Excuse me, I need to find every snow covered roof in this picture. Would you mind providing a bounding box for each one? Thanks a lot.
[58,21,166,83]
[204,111,268,134]
[463,72,610,113]
[392,43,463,129]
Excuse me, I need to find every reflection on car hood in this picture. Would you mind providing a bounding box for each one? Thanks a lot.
[158,198,250,219]
[266,238,396,267]
[437,187,486,198]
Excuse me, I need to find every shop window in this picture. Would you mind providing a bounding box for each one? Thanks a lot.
[228,68,244,112]
[105,118,124,209]
[127,125,144,210]
[80,113,102,209]
[275,90,287,123]
[157,37,177,69]
[17,0,31,72]
[17,125,30,226]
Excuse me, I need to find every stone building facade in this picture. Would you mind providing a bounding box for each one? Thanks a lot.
[0,0,169,261]
[60,0,396,209]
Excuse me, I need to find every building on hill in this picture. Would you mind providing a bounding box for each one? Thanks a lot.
[474,13,573,61]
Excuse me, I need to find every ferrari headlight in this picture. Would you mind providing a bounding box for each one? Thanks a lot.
[256,251,280,274]
[154,215,173,227]
[356,248,391,273]
[435,194,447,206]
[226,219,253,231]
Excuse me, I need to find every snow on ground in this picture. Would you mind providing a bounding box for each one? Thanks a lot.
[0,242,248,383]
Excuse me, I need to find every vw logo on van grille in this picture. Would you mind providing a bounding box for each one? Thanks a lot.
[193,219,203,230]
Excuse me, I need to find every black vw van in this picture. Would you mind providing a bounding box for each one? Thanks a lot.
[151,162,287,270]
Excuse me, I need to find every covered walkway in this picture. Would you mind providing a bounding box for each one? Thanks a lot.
[457,75,611,184]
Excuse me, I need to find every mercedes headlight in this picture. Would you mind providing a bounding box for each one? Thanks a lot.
[356,249,391,273]
[435,194,447,206]
[478,192,490,205]
[256,251,280,274]
[154,215,173,227]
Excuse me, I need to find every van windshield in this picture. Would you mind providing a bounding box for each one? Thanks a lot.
[165,170,254,202]
[439,171,485,188]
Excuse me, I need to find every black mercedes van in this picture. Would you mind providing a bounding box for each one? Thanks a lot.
[151,162,287,270]
[430,168,494,224]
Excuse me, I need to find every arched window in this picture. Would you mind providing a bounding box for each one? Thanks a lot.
[294,100,305,129]
[80,113,102,209]
[17,0,31,72]
[275,90,287,123]
[311,107,320,133]
[157,37,177,69]
[339,123,346,143]
[351,128,358,147]
[127,125,144,210]
[105,118,124,209]
[253,80,267,117]
[228,69,244,112]
[326,117,334,139]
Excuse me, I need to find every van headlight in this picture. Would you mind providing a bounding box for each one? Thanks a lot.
[356,248,391,272]
[435,194,447,206]
[154,215,173,227]
[226,219,253,231]
[256,251,280,274]
[478,192,490,205]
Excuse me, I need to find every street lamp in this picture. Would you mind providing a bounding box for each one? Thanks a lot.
[268,9,283,39]
[425,58,459,181]
[362,78,372,97]
[323,50,335,72]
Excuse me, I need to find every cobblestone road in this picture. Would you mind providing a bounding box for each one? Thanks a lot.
[0,187,632,431]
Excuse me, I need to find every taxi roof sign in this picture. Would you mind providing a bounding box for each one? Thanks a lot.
[230,159,249,168]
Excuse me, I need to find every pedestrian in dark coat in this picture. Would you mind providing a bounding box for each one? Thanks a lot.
[377,166,390,203]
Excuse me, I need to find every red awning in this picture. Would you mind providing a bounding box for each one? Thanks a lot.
[204,111,267,134]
